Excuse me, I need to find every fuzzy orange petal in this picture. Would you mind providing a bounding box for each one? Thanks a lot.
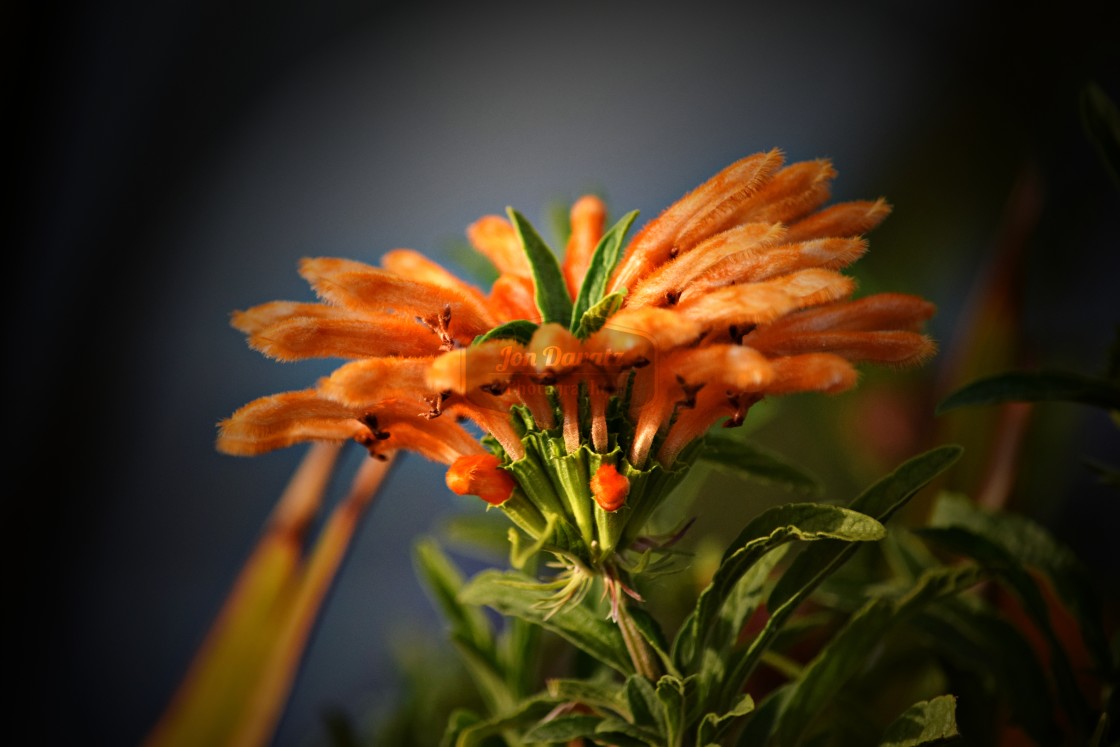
[682,238,867,300]
[381,249,490,306]
[318,357,437,408]
[748,330,937,367]
[299,257,496,339]
[729,159,836,227]
[563,195,606,298]
[467,215,530,277]
[489,274,542,322]
[243,315,441,361]
[762,353,859,395]
[610,149,784,293]
[749,293,936,336]
[783,198,891,243]
[217,390,363,455]
[626,222,786,308]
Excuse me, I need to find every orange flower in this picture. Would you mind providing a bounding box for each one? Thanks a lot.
[218,150,935,567]
[446,454,517,506]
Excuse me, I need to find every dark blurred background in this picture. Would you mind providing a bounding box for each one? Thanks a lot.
[12,1,1118,744]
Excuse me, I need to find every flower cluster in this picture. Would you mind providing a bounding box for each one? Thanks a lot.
[218,149,934,576]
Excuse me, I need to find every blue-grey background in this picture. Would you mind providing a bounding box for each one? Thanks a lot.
[15,1,1118,744]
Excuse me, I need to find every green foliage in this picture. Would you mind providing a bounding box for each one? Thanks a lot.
[507,207,572,325]
[569,210,639,329]
[879,695,959,746]
[472,320,540,347]
[936,369,1120,414]
[698,434,823,496]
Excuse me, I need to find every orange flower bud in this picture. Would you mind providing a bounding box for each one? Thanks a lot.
[446,454,516,506]
[590,464,629,512]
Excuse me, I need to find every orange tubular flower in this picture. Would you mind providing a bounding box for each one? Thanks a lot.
[218,149,935,573]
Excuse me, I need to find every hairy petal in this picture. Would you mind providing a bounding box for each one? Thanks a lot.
[748,330,937,367]
[626,222,785,308]
[318,357,438,408]
[381,249,490,305]
[783,198,891,242]
[683,237,867,299]
[217,390,363,455]
[468,215,530,277]
[299,257,496,338]
[610,149,784,292]
[563,195,607,297]
[489,274,542,322]
[762,353,859,394]
[729,159,836,226]
[244,315,440,361]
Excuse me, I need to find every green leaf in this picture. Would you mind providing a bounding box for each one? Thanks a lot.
[471,319,539,346]
[507,208,572,325]
[572,290,627,339]
[451,698,556,747]
[656,675,689,747]
[712,448,962,714]
[879,695,959,746]
[524,715,602,742]
[1081,82,1120,190]
[460,569,633,674]
[414,540,493,652]
[678,504,884,672]
[928,492,1111,671]
[570,209,639,326]
[699,434,823,496]
[913,601,1062,745]
[547,675,633,721]
[769,446,962,611]
[696,693,755,746]
[771,565,986,747]
[936,369,1120,414]
[917,526,1092,733]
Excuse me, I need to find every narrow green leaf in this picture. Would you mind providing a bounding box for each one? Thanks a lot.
[771,565,986,747]
[716,448,961,714]
[440,708,481,747]
[629,605,679,677]
[460,569,633,674]
[572,290,627,339]
[547,675,633,721]
[679,503,884,672]
[696,693,755,746]
[914,601,1062,745]
[524,715,602,742]
[699,434,823,495]
[769,446,963,611]
[917,526,1092,733]
[471,319,539,346]
[1081,82,1120,189]
[414,539,492,652]
[928,492,1111,671]
[570,209,639,326]
[936,369,1120,414]
[452,698,556,747]
[656,675,688,747]
[626,674,662,733]
[879,695,959,746]
[507,208,572,324]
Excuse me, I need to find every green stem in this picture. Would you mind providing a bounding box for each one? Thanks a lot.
[617,602,661,681]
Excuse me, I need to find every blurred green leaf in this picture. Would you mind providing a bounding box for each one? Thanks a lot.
[918,526,1092,734]
[1081,82,1120,190]
[928,492,1111,670]
[769,446,963,611]
[450,698,556,747]
[677,504,884,674]
[698,434,823,496]
[936,370,1120,414]
[696,693,755,746]
[771,565,986,747]
[914,600,1062,745]
[573,290,627,339]
[879,694,959,746]
[547,675,633,721]
[523,714,602,742]
[460,569,633,674]
[570,209,639,328]
[507,207,572,325]
[656,675,689,747]
[471,319,539,346]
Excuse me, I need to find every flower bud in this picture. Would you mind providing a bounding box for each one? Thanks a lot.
[446,454,516,506]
